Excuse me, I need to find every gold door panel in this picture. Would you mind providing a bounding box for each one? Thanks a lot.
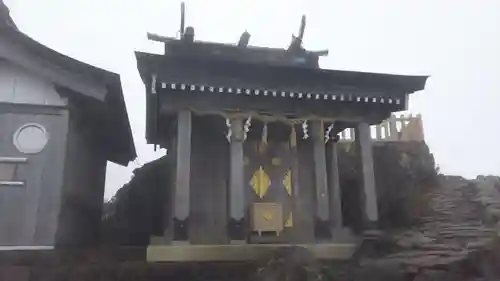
[245,141,294,236]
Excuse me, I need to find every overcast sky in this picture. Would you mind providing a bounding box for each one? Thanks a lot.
[6,0,500,199]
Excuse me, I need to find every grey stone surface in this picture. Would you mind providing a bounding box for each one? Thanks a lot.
[331,175,500,281]
[474,176,500,226]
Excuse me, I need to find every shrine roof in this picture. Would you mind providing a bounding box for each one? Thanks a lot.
[136,51,428,98]
[0,7,136,165]
[158,36,320,68]
[0,0,17,30]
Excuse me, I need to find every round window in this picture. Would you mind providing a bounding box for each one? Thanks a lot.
[13,123,49,154]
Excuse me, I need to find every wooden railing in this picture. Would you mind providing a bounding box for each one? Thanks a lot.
[339,113,425,142]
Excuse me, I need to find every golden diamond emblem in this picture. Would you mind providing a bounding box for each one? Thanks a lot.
[250,166,270,199]
[283,170,292,196]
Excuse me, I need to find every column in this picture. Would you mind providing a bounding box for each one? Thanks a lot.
[172,110,192,241]
[228,118,246,242]
[354,123,379,228]
[328,135,343,229]
[311,120,330,238]
[388,115,398,141]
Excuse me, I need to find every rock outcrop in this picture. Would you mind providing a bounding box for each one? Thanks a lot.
[102,155,171,246]
[474,176,500,227]
[337,141,437,230]
[320,175,500,281]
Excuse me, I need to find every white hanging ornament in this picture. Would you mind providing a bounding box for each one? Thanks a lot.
[325,123,334,143]
[225,118,232,142]
[302,120,309,139]
[243,116,252,140]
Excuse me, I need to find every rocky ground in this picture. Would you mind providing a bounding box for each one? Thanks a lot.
[97,142,500,281]
[268,175,500,281]
[352,175,500,281]
[4,142,500,280]
[2,176,500,280]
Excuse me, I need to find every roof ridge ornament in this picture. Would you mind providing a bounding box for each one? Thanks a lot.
[146,7,328,59]
[286,14,329,60]
[287,15,306,53]
[238,30,251,48]
[180,2,185,39]
[0,0,18,30]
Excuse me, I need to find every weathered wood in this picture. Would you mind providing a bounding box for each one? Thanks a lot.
[162,137,176,243]
[229,118,246,241]
[328,133,343,229]
[355,123,379,226]
[311,121,329,220]
[290,126,302,243]
[173,110,192,241]
[297,140,316,243]
[189,116,229,244]
[310,121,331,239]
[55,108,106,247]
[210,136,230,244]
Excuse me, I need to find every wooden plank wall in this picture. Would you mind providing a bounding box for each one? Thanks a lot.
[295,138,316,243]
[188,116,229,244]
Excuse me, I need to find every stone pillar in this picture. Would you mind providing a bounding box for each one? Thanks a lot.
[172,110,192,241]
[328,137,343,229]
[311,121,330,238]
[228,118,246,242]
[355,123,379,228]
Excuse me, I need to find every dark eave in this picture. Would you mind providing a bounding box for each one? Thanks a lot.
[157,82,405,107]
[136,51,428,96]
[0,21,136,165]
